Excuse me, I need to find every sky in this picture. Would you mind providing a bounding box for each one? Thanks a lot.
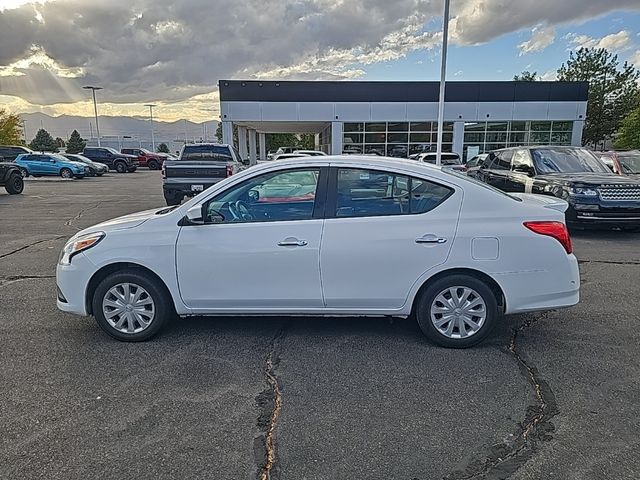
[0,0,639,122]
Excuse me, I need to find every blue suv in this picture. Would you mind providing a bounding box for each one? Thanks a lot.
[15,153,89,179]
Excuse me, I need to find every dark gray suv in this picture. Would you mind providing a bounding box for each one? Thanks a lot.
[82,147,138,173]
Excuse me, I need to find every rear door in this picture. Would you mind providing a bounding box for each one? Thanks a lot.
[479,151,512,190]
[320,166,460,309]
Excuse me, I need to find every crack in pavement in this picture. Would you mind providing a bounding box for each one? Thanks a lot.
[0,274,55,288]
[578,259,640,266]
[445,312,558,480]
[255,325,288,480]
[65,202,102,230]
[0,237,65,260]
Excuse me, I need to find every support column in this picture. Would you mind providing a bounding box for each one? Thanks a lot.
[222,121,233,146]
[453,121,464,157]
[571,120,584,146]
[314,133,320,150]
[258,132,266,161]
[248,129,257,165]
[238,126,248,160]
[331,121,343,155]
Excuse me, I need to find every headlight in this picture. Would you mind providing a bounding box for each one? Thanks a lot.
[568,186,598,196]
[59,232,105,265]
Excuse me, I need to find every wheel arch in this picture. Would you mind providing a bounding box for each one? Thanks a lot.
[410,267,506,316]
[85,262,177,315]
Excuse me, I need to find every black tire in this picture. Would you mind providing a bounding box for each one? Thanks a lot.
[5,172,24,194]
[60,168,73,179]
[19,167,29,178]
[88,168,96,177]
[115,161,127,173]
[92,270,172,342]
[415,274,499,348]
[128,167,137,173]
[148,160,159,170]
[96,172,104,177]
[164,190,183,206]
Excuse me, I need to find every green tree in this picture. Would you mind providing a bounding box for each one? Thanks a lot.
[157,142,170,153]
[513,71,538,81]
[297,134,316,150]
[215,122,222,142]
[55,137,66,149]
[29,128,58,152]
[65,130,86,154]
[266,133,298,152]
[0,109,24,145]
[613,105,640,149]
[558,48,640,148]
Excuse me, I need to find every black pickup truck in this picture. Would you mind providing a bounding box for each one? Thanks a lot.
[0,161,24,194]
[162,143,247,205]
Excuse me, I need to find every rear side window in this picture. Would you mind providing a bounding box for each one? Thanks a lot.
[491,151,513,170]
[181,145,233,161]
[334,168,452,218]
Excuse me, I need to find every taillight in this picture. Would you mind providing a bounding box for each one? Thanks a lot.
[523,221,572,254]
[226,165,233,177]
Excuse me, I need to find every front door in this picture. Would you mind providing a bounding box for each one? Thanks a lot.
[176,167,327,311]
[320,167,461,309]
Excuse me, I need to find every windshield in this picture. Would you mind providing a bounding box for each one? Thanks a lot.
[532,148,610,174]
[617,152,640,174]
[443,168,522,201]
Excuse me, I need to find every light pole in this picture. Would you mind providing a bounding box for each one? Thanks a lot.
[21,119,27,143]
[435,0,450,166]
[183,119,188,145]
[144,104,157,151]
[83,86,103,147]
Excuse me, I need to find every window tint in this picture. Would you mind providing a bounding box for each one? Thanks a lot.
[182,145,233,161]
[205,168,320,224]
[491,151,513,170]
[334,168,452,218]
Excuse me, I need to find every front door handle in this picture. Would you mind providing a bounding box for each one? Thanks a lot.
[416,234,447,244]
[278,237,308,247]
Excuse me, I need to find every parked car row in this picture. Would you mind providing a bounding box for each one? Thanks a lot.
[466,146,640,230]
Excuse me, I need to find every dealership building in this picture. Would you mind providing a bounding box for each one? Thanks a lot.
[219,80,588,162]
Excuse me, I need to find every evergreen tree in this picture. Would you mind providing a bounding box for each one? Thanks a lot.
[157,143,170,153]
[65,130,86,154]
[29,128,58,152]
[55,137,66,149]
[513,71,538,81]
[558,48,640,147]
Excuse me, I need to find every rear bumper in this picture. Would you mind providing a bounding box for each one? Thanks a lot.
[163,179,224,195]
[496,254,580,314]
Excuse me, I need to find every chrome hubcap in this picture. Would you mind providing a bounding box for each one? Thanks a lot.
[102,282,155,334]
[430,286,487,339]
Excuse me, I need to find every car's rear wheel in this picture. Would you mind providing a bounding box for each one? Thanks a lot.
[148,159,159,170]
[416,274,498,348]
[5,172,24,194]
[92,271,172,342]
[115,161,127,173]
[60,168,73,179]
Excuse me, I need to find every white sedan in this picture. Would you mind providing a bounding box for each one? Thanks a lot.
[56,156,579,348]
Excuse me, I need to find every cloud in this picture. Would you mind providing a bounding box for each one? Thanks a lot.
[566,30,633,51]
[630,50,640,68]
[518,26,556,55]
[540,69,558,81]
[449,0,639,45]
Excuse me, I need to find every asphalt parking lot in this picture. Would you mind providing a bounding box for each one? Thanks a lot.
[1,170,639,480]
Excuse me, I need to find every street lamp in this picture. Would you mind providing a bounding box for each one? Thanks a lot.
[435,0,451,166]
[144,104,157,151]
[83,86,103,147]
[21,119,27,143]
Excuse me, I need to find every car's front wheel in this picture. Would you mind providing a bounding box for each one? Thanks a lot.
[415,274,498,348]
[60,168,73,179]
[92,270,172,342]
[5,172,24,194]
[115,161,127,173]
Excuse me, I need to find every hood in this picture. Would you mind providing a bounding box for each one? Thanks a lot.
[77,207,165,235]
[537,172,640,186]
[68,161,88,169]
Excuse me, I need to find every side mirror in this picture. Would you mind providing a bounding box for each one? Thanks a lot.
[186,204,204,224]
[248,189,260,202]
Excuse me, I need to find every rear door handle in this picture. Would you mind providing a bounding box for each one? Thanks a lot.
[278,237,308,247]
[416,234,447,244]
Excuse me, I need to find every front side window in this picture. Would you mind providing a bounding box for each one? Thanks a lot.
[205,168,320,224]
[334,168,452,218]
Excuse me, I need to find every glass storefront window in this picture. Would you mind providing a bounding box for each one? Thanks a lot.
[410,122,431,131]
[530,131,551,143]
[410,132,431,143]
[365,132,386,143]
[510,121,527,131]
[387,132,409,143]
[344,123,364,132]
[530,121,552,131]
[365,123,386,132]
[388,122,409,131]
[343,132,363,144]
[552,121,572,132]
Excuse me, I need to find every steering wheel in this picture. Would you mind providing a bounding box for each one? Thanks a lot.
[234,200,254,221]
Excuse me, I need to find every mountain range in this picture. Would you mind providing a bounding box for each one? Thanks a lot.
[19,112,219,144]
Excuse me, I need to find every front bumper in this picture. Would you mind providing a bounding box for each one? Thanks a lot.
[568,199,640,226]
[56,252,95,316]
